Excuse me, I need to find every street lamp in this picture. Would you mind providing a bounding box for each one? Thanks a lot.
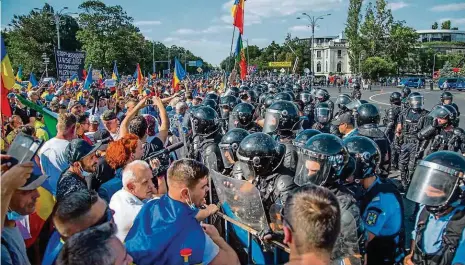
[42,53,50,77]
[296,13,331,76]
[35,6,77,50]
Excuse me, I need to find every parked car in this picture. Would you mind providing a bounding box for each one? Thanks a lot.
[438,78,465,90]
[397,78,408,87]
[406,78,425,88]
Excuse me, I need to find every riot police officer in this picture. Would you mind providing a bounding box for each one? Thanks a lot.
[354,103,392,178]
[405,151,465,265]
[218,95,239,133]
[235,132,296,213]
[226,86,240,98]
[437,91,461,126]
[189,106,224,173]
[383,92,402,170]
[334,94,352,120]
[396,92,429,189]
[292,129,321,148]
[352,83,362,100]
[229,102,261,132]
[343,136,405,265]
[312,102,333,133]
[294,133,363,265]
[274,92,293,102]
[219,128,249,175]
[314,88,335,112]
[262,100,301,173]
[417,104,465,155]
[401,87,412,110]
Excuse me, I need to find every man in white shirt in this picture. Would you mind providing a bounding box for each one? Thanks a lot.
[109,160,156,242]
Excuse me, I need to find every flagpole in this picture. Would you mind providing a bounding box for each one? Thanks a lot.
[226,26,237,87]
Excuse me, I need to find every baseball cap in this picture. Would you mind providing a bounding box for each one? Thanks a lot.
[89,115,100,124]
[331,112,354,126]
[65,139,102,163]
[68,100,82,111]
[101,110,116,121]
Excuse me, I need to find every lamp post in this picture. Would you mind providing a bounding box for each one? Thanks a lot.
[296,13,331,76]
[34,6,77,50]
[42,53,50,77]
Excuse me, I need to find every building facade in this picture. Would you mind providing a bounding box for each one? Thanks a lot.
[299,33,351,78]
[416,29,465,54]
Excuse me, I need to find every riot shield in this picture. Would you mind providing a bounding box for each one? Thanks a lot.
[268,203,283,233]
[330,210,361,265]
[210,170,268,232]
[177,122,189,159]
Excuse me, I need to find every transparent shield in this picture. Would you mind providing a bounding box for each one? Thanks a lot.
[346,99,362,110]
[263,112,280,133]
[315,108,331,123]
[219,144,235,169]
[210,170,269,231]
[7,133,43,163]
[228,114,238,130]
[269,203,284,233]
[294,152,332,186]
[330,210,361,265]
[177,122,189,158]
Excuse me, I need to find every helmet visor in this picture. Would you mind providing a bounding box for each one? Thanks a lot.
[263,110,280,133]
[220,106,231,119]
[232,161,257,181]
[315,107,331,123]
[406,161,460,206]
[409,95,424,109]
[228,113,238,130]
[219,144,236,169]
[300,93,311,103]
[294,150,332,186]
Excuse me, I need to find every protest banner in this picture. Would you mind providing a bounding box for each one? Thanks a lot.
[55,49,86,82]
[268,62,292,67]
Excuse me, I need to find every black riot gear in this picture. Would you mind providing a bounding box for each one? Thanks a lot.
[219,128,249,169]
[204,93,220,103]
[342,136,381,180]
[268,83,278,94]
[440,91,453,104]
[219,95,239,119]
[315,88,330,103]
[229,102,260,132]
[202,99,218,112]
[292,129,321,148]
[274,92,293,102]
[336,94,352,110]
[262,100,300,135]
[240,90,258,104]
[299,92,312,105]
[408,92,424,110]
[191,106,219,135]
[294,133,348,186]
[226,87,240,97]
[353,82,361,90]
[314,102,332,124]
[390,92,402,105]
[402,87,411,99]
[357,103,380,127]
[236,132,285,177]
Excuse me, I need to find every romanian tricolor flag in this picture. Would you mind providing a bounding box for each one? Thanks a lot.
[71,73,78,87]
[83,64,93,90]
[112,61,119,81]
[27,72,38,91]
[1,37,15,117]
[231,0,245,34]
[136,63,143,93]
[234,34,247,80]
[15,65,23,82]
[172,58,186,92]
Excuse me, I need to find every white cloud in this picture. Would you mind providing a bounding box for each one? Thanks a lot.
[289,25,310,32]
[387,1,409,11]
[431,3,465,12]
[140,29,153,33]
[174,25,232,35]
[221,0,342,26]
[439,17,465,25]
[162,37,230,66]
[134,20,162,26]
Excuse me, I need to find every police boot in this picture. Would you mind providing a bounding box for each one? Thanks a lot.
[400,171,409,192]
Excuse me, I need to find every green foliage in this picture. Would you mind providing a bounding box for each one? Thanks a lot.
[432,22,438,30]
[420,41,465,47]
[3,0,210,77]
[344,0,363,73]
[386,22,418,74]
[440,61,455,78]
[441,20,451,30]
[360,56,395,79]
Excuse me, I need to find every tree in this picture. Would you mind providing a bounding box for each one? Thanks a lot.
[360,56,395,80]
[441,20,451,30]
[2,3,80,76]
[359,0,393,58]
[386,22,418,74]
[440,61,454,78]
[344,0,363,73]
[432,22,438,30]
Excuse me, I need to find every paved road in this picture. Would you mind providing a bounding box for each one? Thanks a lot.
[325,85,465,245]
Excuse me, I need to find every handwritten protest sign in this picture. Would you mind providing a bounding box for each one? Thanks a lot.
[55,49,86,82]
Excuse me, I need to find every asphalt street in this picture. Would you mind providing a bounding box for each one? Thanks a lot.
[326,85,465,245]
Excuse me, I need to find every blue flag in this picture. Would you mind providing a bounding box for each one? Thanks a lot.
[83,64,93,90]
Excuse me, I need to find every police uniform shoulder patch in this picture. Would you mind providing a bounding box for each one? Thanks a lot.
[366,211,378,226]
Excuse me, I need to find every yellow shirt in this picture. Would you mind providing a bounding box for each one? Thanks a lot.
[34,121,49,141]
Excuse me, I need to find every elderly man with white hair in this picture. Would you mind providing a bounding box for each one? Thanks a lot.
[109,160,156,242]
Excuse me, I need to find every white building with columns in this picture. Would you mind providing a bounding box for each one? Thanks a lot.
[299,33,352,78]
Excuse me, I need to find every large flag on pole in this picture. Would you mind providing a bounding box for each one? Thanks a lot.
[83,64,93,90]
[234,34,247,80]
[231,0,245,34]
[16,95,58,137]
[15,65,23,82]
[27,72,38,91]
[112,61,119,81]
[1,37,15,117]
[172,58,186,92]
[136,63,143,93]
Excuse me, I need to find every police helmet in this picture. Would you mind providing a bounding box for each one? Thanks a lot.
[342,136,381,180]
[440,91,453,104]
[315,88,330,102]
[268,83,278,94]
[292,129,321,148]
[432,104,458,125]
[191,106,219,135]
[314,102,332,124]
[219,95,239,119]
[408,92,424,110]
[353,82,361,90]
[229,102,255,129]
[295,133,348,186]
[227,87,240,97]
[336,156,356,182]
[219,128,250,169]
[263,100,300,134]
[242,90,258,103]
[236,132,285,176]
[402,87,411,99]
[407,151,465,214]
[390,92,402,105]
[259,93,270,105]
[204,93,220,103]
[356,103,380,126]
[299,92,312,104]
[335,94,352,110]
[202,99,218,112]
[274,92,293,102]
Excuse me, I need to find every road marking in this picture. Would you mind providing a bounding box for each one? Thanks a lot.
[369,91,433,106]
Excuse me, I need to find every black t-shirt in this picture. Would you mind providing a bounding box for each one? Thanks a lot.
[56,170,88,202]
[142,136,164,160]
[87,157,115,191]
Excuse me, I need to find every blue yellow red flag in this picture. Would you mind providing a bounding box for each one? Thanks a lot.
[15,65,23,82]
[28,72,38,90]
[83,64,93,90]
[172,58,186,92]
